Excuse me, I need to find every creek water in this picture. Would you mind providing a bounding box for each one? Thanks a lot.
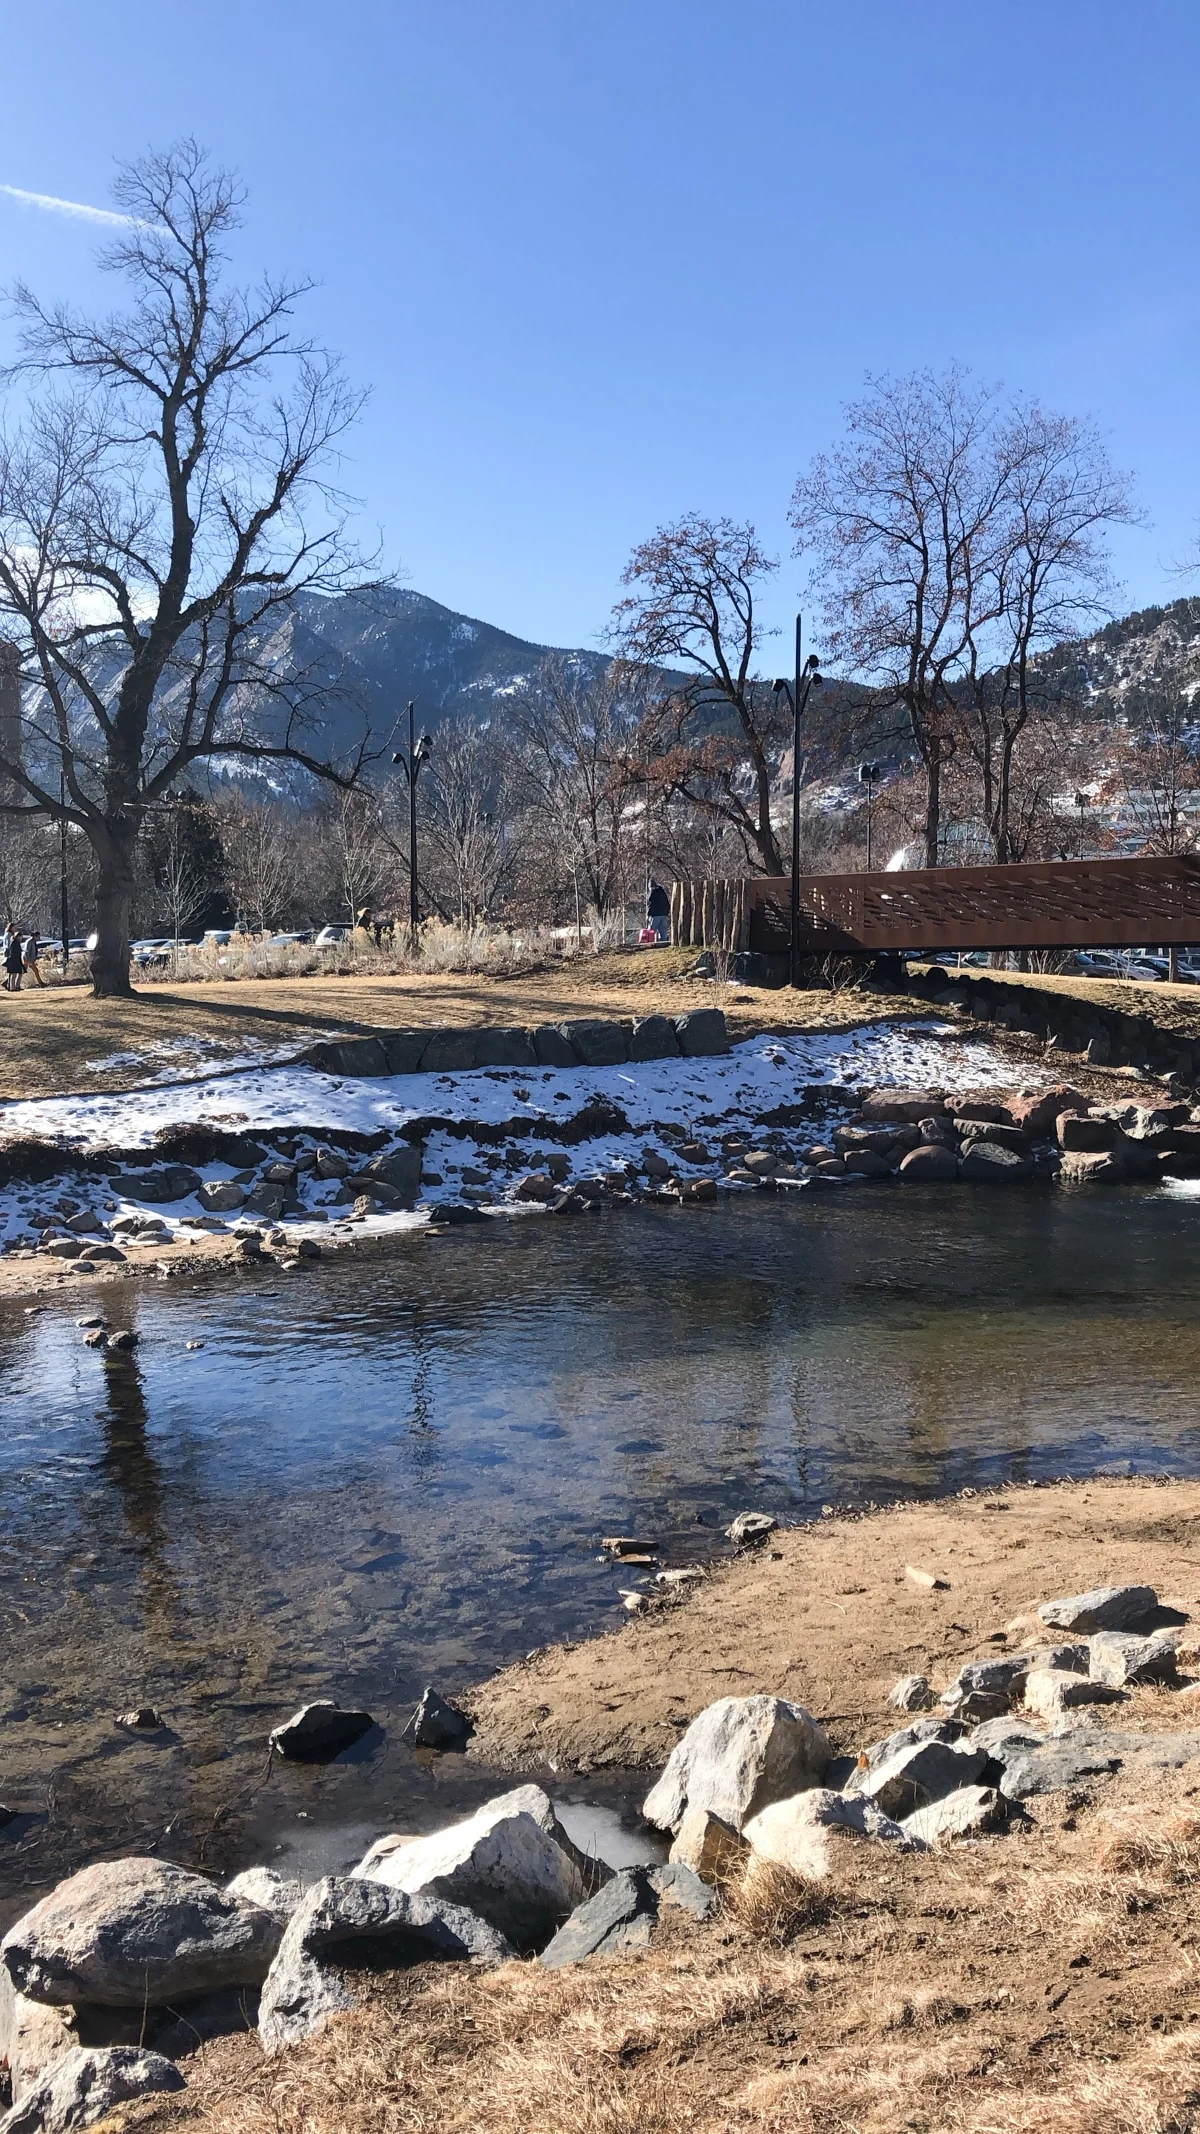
[3,1185,1200,1922]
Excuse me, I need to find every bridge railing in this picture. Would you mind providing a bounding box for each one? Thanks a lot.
[670,854,1200,955]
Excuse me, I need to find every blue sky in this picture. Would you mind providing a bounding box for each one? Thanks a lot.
[1,0,1197,657]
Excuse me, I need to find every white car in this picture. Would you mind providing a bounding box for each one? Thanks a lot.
[314,925,350,948]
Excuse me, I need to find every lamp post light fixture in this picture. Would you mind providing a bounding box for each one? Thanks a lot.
[392,698,433,950]
[772,616,822,988]
[859,761,881,871]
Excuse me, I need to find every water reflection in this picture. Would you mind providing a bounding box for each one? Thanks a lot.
[2,1186,1200,1914]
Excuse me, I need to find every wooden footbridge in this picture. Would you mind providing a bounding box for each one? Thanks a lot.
[669,854,1200,957]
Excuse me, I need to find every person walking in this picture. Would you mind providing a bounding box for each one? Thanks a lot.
[22,932,45,987]
[5,926,25,991]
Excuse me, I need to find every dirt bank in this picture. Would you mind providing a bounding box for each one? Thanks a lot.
[467,1478,1200,1773]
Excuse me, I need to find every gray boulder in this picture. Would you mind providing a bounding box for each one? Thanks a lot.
[853,1737,987,1819]
[1037,1585,1158,1634]
[903,1786,1008,1845]
[987,1733,1122,1799]
[889,1675,934,1713]
[1,1858,280,2009]
[532,1025,578,1068]
[1088,1630,1178,1688]
[629,1016,680,1062]
[474,1026,537,1070]
[898,1145,958,1182]
[259,1876,511,2052]
[352,1784,593,1948]
[539,1869,657,1969]
[361,1146,423,1204]
[0,2046,184,2134]
[725,1511,777,1549]
[673,1009,730,1057]
[409,1686,470,1750]
[642,1695,830,1834]
[198,1180,246,1212]
[419,1028,478,1073]
[562,1019,629,1067]
[380,1031,428,1076]
[957,1141,1032,1183]
[646,1863,718,1920]
[269,1701,375,1761]
[743,1787,919,1877]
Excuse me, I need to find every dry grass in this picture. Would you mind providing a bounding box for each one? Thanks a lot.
[726,1859,834,1944]
[0,948,915,1101]
[120,1793,1200,2134]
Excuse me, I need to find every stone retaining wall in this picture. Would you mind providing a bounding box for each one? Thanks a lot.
[297,1009,731,1081]
[903,966,1200,1082]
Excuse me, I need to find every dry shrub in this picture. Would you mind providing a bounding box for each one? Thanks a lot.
[727,1859,832,1945]
[1095,1807,1200,1881]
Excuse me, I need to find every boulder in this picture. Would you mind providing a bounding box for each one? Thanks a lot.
[903,1785,1008,1845]
[418,1028,478,1074]
[673,1009,730,1057]
[899,1144,958,1182]
[646,1863,719,1920]
[538,1869,657,1969]
[987,1733,1122,1800]
[474,1027,537,1070]
[1004,1086,1087,1138]
[259,1876,511,2052]
[668,1807,749,1887]
[843,1148,891,1178]
[352,1784,592,1947]
[853,1737,987,1819]
[1060,1149,1125,1186]
[269,1701,375,1761]
[409,1686,470,1750]
[244,1182,285,1220]
[957,1141,1033,1184]
[1024,1666,1120,1718]
[725,1511,777,1548]
[1057,1111,1115,1153]
[224,1869,306,1924]
[889,1675,934,1713]
[380,1031,428,1076]
[301,1037,388,1077]
[1037,1585,1158,1634]
[560,1019,629,1067]
[119,1165,203,1202]
[939,1655,1033,1721]
[742,1787,918,1879]
[198,1181,246,1212]
[860,1089,945,1124]
[0,2046,184,2134]
[531,1025,578,1069]
[1,1858,280,2009]
[360,1146,423,1205]
[314,1148,349,1179]
[957,1122,1033,1155]
[629,1015,680,1062]
[642,1696,831,1835]
[1088,1630,1178,1688]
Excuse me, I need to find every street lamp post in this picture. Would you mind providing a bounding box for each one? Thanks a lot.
[773,616,821,988]
[392,699,433,952]
[859,762,880,870]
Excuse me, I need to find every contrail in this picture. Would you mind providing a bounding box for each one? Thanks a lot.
[0,184,147,229]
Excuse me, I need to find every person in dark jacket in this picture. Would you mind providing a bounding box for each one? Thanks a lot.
[5,926,26,990]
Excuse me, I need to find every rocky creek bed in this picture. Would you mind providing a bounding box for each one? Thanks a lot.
[7,1480,1200,2132]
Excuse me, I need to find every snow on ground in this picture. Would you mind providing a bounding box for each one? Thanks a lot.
[0,1018,1053,1251]
[82,1035,308,1082]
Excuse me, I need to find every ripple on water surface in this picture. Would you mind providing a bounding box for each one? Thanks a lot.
[2,1187,1199,1914]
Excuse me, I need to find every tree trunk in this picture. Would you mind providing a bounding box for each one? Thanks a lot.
[923,745,942,869]
[91,839,137,998]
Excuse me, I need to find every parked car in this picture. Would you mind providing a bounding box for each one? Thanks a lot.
[266,932,310,948]
[202,929,233,947]
[131,938,172,967]
[314,924,349,948]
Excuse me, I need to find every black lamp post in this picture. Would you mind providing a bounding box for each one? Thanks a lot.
[773,616,822,988]
[859,762,880,870]
[58,760,69,973]
[393,699,433,950]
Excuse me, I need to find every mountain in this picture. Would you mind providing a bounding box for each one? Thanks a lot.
[1034,596,1200,728]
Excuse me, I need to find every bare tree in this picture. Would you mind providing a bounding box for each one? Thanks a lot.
[960,405,1137,861]
[612,516,786,874]
[0,140,371,996]
[1102,701,1200,859]
[423,718,514,925]
[151,803,213,944]
[326,788,391,928]
[791,371,1007,868]
[218,793,301,934]
[509,656,640,927]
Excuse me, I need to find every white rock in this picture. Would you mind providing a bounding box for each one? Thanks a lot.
[743,1788,919,1879]
[1088,1630,1178,1688]
[903,1785,1008,1845]
[642,1696,830,1834]
[1023,1668,1116,1719]
[0,2045,183,2134]
[855,1737,987,1819]
[667,1807,749,1886]
[223,1868,307,1923]
[889,1675,934,1713]
[351,1785,590,1948]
